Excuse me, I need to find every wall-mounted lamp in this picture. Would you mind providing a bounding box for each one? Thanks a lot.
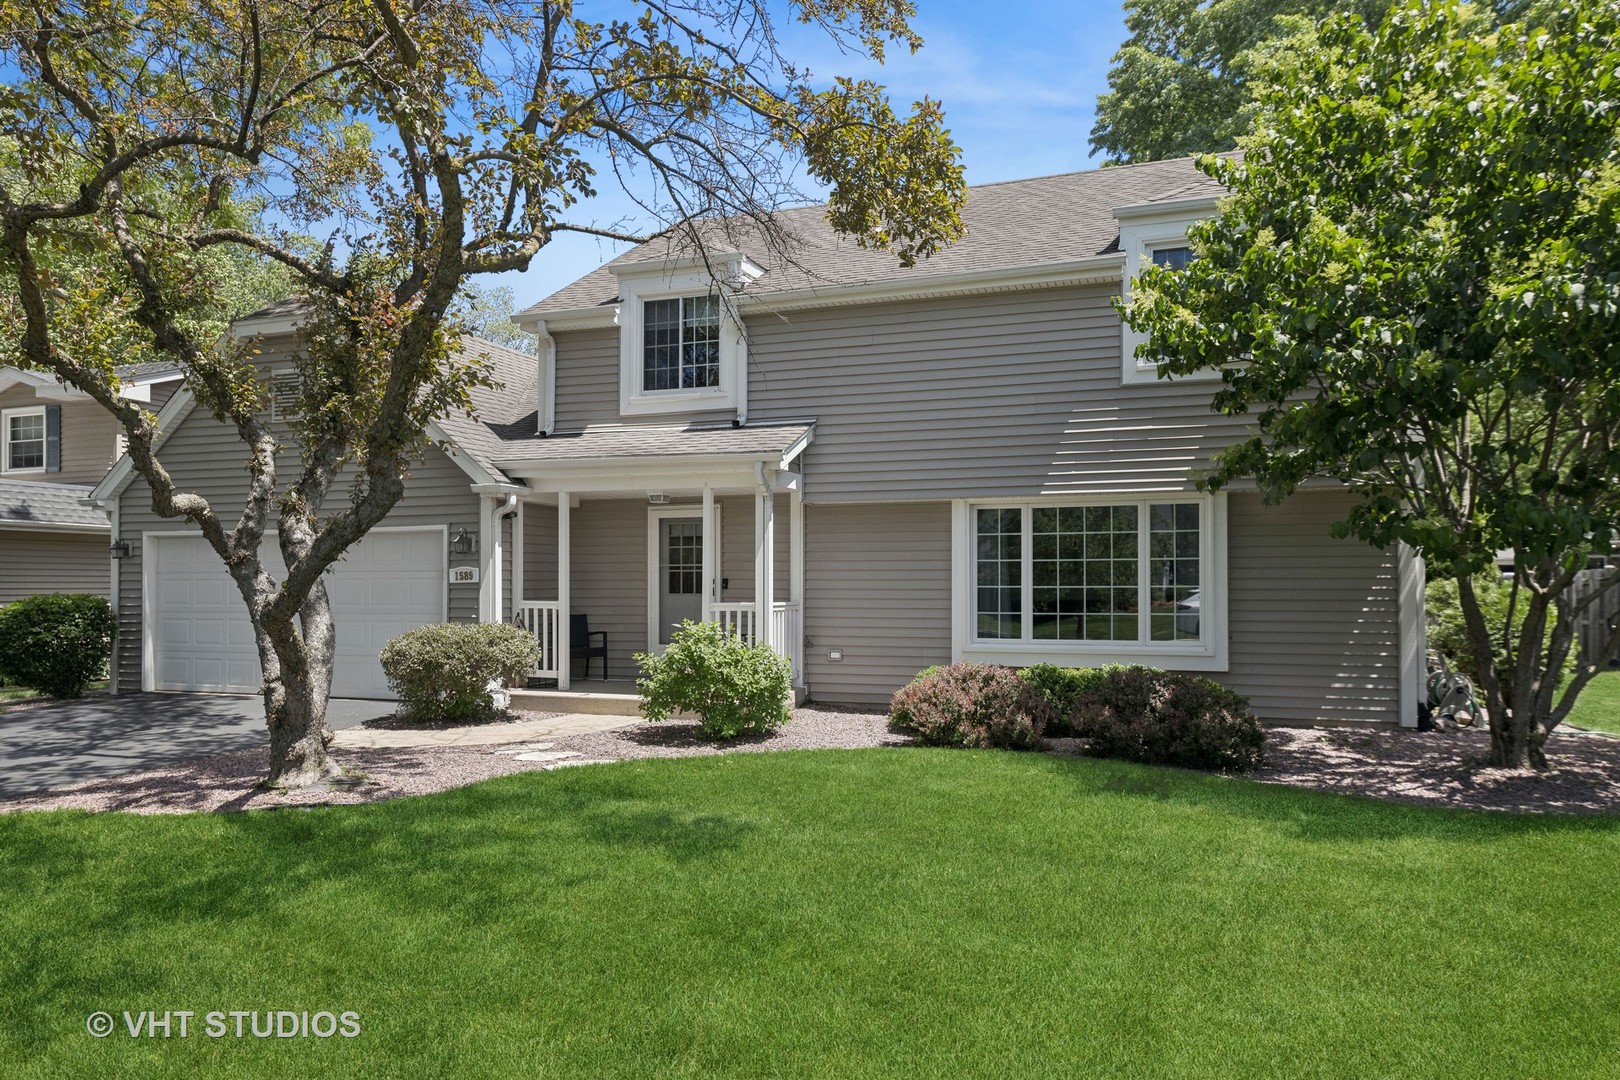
[110,538,133,559]
[449,527,479,555]
[647,492,671,505]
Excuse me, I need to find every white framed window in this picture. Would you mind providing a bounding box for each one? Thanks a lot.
[1115,200,1221,386]
[2,406,47,474]
[611,255,760,418]
[951,492,1228,670]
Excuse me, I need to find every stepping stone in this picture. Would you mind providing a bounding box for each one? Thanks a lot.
[490,743,555,755]
[512,750,582,762]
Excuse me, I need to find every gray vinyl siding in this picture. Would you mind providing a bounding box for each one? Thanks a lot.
[746,286,1255,502]
[113,405,481,692]
[0,387,119,486]
[0,529,109,604]
[1224,490,1400,724]
[522,503,558,601]
[802,501,952,706]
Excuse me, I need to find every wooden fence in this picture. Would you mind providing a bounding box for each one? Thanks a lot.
[1570,566,1620,668]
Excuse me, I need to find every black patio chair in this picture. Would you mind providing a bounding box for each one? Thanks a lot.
[571,614,608,681]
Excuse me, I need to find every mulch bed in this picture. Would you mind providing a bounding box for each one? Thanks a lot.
[1,708,1617,816]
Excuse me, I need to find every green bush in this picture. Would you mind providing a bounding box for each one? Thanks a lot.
[1018,664,1120,736]
[379,622,539,724]
[635,619,792,739]
[889,662,1054,750]
[1426,573,1576,693]
[0,593,114,699]
[1076,665,1264,772]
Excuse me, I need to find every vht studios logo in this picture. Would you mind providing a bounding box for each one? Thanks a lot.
[86,1010,361,1039]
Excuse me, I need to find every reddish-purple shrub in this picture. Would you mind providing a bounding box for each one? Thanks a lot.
[889,663,1054,750]
[1078,666,1264,771]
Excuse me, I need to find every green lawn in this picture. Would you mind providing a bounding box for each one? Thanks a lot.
[2,750,1617,1078]
[1566,669,1620,735]
[0,681,108,706]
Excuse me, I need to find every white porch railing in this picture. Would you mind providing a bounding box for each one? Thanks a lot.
[515,601,563,681]
[713,601,802,684]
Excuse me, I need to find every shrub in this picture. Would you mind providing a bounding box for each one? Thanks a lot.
[1018,664,1119,736]
[889,662,1054,750]
[1076,665,1264,772]
[379,622,539,723]
[635,619,792,739]
[1426,573,1576,694]
[0,593,115,699]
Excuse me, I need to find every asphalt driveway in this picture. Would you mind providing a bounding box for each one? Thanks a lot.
[0,693,382,798]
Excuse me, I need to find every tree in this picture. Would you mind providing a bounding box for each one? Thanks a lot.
[456,286,536,351]
[0,0,966,787]
[1120,0,1620,768]
[1089,0,1387,163]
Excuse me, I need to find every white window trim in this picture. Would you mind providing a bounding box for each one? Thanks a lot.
[950,492,1229,672]
[2,405,47,475]
[1118,211,1223,387]
[613,258,760,419]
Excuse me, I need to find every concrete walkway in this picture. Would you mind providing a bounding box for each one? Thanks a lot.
[332,712,639,749]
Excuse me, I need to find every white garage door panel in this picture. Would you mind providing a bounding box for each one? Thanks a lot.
[149,530,444,699]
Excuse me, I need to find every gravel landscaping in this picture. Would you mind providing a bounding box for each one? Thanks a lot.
[2,705,1618,815]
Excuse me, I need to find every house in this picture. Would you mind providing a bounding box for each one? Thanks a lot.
[0,363,184,604]
[91,157,1426,726]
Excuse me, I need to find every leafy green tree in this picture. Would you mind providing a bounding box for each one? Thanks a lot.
[0,0,965,787]
[456,286,536,351]
[1120,0,1620,769]
[1090,0,1388,163]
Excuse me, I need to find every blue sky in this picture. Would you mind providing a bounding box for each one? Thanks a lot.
[494,0,1127,311]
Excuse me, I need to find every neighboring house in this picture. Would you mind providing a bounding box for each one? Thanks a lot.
[0,363,184,605]
[92,157,1426,725]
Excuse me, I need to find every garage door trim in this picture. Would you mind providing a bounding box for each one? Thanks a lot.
[140,524,449,693]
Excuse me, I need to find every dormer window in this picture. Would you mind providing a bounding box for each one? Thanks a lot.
[612,253,761,419]
[643,296,720,392]
[1114,196,1221,386]
[1149,245,1195,271]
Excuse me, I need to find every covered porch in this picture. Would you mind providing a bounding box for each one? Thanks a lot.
[476,422,813,695]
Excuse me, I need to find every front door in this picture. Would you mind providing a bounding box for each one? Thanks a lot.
[658,517,704,645]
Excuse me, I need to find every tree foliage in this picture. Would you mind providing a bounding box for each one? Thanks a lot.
[1120,0,1620,767]
[456,286,535,350]
[0,0,966,785]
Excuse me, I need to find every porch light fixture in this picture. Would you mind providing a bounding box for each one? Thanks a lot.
[449,527,479,555]
[110,538,133,559]
[647,492,670,505]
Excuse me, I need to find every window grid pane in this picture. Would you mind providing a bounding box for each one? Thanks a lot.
[1033,503,1138,641]
[1150,246,1195,271]
[665,521,703,595]
[975,508,1021,639]
[1149,503,1201,641]
[644,295,720,392]
[6,413,45,471]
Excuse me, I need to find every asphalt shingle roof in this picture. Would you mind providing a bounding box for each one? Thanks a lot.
[490,421,813,466]
[519,156,1228,319]
[0,478,108,529]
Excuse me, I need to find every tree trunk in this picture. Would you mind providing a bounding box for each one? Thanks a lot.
[257,581,341,789]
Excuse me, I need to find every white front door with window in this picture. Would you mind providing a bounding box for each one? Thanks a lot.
[646,505,719,651]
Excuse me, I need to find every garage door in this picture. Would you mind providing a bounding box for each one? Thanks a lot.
[149,529,445,698]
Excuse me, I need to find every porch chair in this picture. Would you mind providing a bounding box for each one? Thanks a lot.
[571,614,609,681]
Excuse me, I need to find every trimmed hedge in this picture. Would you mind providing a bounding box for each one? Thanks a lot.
[379,622,539,723]
[635,619,792,738]
[1017,663,1120,736]
[890,663,1054,750]
[0,593,114,699]
[1077,665,1264,772]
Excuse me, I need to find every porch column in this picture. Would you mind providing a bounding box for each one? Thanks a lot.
[513,500,525,608]
[755,486,775,651]
[557,492,571,691]
[790,488,805,690]
[478,495,499,623]
[701,484,715,624]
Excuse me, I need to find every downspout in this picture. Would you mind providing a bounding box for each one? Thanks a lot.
[536,319,557,436]
[483,494,520,623]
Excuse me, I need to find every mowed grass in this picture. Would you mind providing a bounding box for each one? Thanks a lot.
[1,750,1618,1079]
[1567,669,1620,735]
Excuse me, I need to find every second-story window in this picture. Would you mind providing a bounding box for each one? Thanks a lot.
[643,296,719,392]
[3,407,46,472]
[1150,245,1195,271]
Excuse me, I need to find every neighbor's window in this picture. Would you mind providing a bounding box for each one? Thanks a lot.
[973,499,1207,646]
[1149,245,1195,271]
[643,295,720,392]
[3,407,46,472]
